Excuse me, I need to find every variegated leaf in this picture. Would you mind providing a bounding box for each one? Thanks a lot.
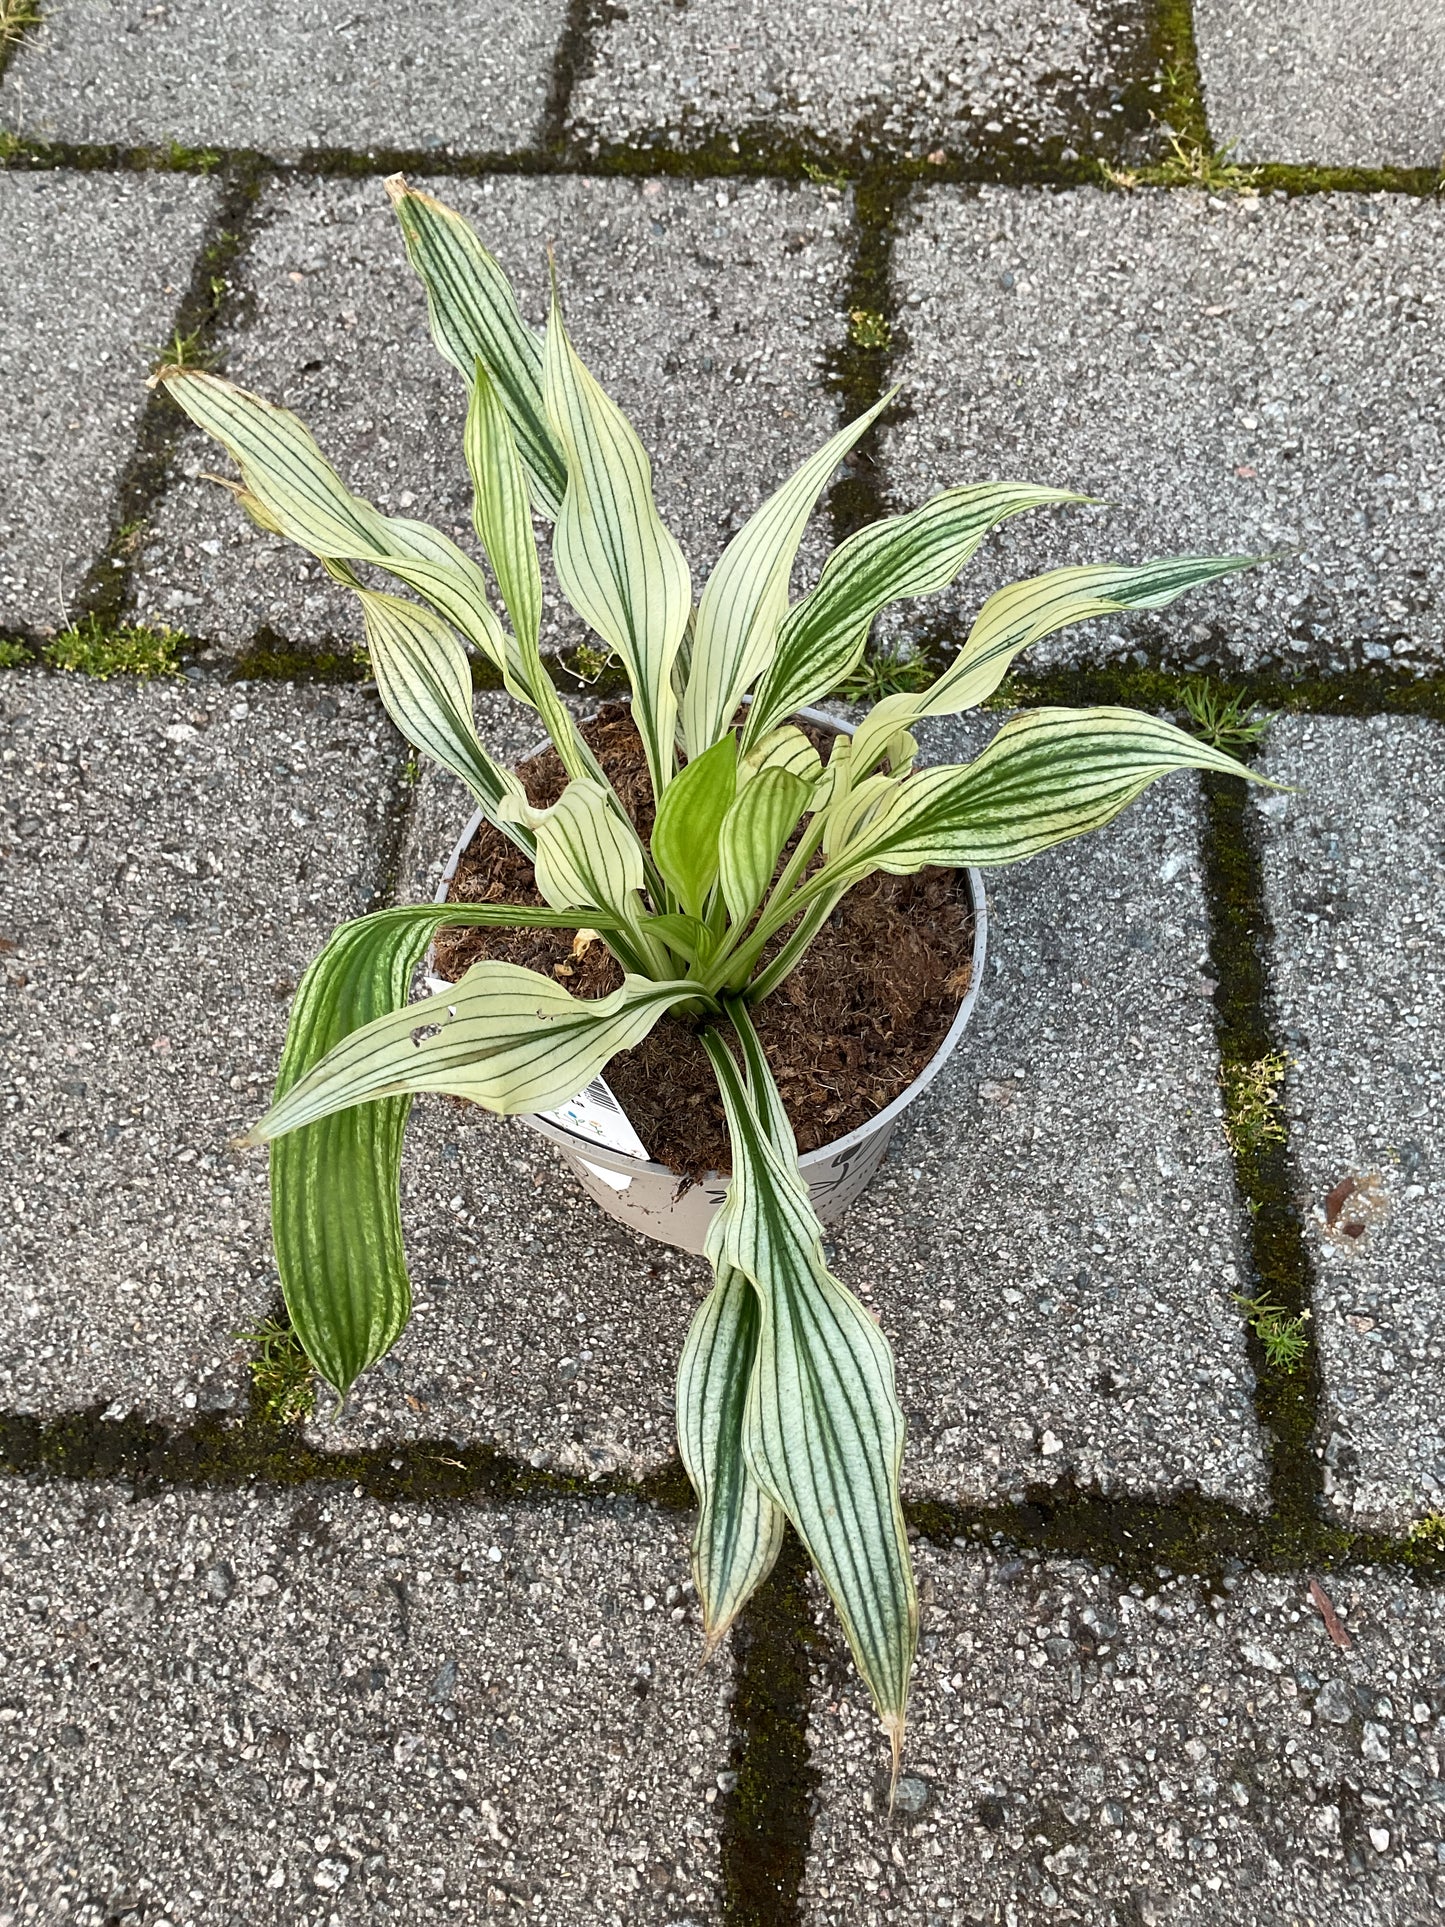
[501,778,648,919]
[743,482,1082,748]
[386,176,567,517]
[738,724,824,794]
[681,393,894,757]
[677,1261,787,1654]
[717,766,810,928]
[701,1009,916,1764]
[543,291,691,802]
[250,963,698,1143]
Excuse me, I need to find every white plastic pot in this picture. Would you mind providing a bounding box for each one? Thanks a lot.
[430,709,988,1256]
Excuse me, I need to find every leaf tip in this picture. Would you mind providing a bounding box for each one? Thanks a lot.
[382,171,410,206]
[883,1711,906,1813]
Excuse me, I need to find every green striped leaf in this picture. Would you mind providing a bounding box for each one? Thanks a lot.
[250,962,697,1142]
[681,393,893,757]
[386,176,567,517]
[543,291,691,802]
[848,552,1259,778]
[357,589,529,830]
[270,902,619,1396]
[677,1261,787,1654]
[743,482,1081,748]
[651,735,738,918]
[717,766,810,928]
[501,778,648,918]
[827,706,1264,882]
[465,356,544,653]
[738,724,824,794]
[701,1009,916,1765]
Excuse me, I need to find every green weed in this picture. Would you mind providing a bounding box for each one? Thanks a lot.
[0,638,32,668]
[837,645,932,704]
[43,616,184,679]
[1220,1049,1291,1155]
[237,1317,316,1427]
[563,640,615,685]
[1181,676,1273,754]
[848,307,891,351]
[0,0,40,47]
[1407,1515,1445,1554]
[149,326,213,375]
[1233,1293,1311,1371]
[802,160,849,189]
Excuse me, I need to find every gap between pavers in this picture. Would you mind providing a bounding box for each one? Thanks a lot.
[881,185,1445,677]
[0,0,568,158]
[1194,0,1445,170]
[0,672,405,1423]
[1255,715,1445,1535]
[0,169,220,636]
[830,716,1265,1513]
[135,172,852,664]
[805,1541,1445,1923]
[568,0,1161,165]
[0,1476,727,1923]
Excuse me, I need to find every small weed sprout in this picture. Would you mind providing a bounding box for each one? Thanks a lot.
[1181,676,1272,755]
[837,644,933,704]
[44,616,183,679]
[0,638,31,669]
[149,327,213,376]
[848,307,891,351]
[1233,1293,1310,1371]
[0,0,40,48]
[1407,1515,1445,1555]
[1221,1050,1291,1155]
[562,639,615,685]
[238,1317,317,1426]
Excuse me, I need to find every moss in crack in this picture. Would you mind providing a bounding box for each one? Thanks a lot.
[0,638,32,669]
[228,633,369,684]
[42,615,184,678]
[826,174,904,545]
[1147,0,1211,151]
[1200,764,1322,1552]
[718,1529,818,1927]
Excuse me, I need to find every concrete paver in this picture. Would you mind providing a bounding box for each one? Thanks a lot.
[830,716,1265,1512]
[570,0,1159,164]
[0,673,403,1422]
[1256,716,1445,1534]
[0,0,567,158]
[1195,0,1445,170]
[0,169,218,635]
[136,172,851,663]
[0,1477,727,1923]
[883,186,1445,675]
[807,1541,1445,1924]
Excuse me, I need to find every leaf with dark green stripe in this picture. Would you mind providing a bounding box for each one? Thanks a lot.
[251,963,698,1142]
[543,290,691,802]
[386,176,567,517]
[270,902,622,1395]
[701,1009,917,1770]
[500,778,649,919]
[744,482,1082,747]
[681,393,893,757]
[828,706,1266,881]
[677,1261,787,1654]
[848,552,1260,778]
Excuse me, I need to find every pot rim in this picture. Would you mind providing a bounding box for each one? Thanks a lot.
[428,701,988,1180]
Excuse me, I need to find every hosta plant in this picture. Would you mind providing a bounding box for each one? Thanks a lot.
[160,176,1262,1774]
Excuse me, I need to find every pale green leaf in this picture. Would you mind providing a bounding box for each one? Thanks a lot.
[500,778,648,918]
[640,910,719,967]
[386,176,567,517]
[682,393,894,757]
[738,724,824,794]
[250,963,697,1142]
[717,766,810,928]
[651,735,738,918]
[701,1009,916,1756]
[743,482,1082,748]
[678,1261,787,1653]
[543,291,691,802]
[464,357,543,653]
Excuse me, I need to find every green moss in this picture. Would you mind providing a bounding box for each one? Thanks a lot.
[43,615,184,679]
[1220,1049,1291,1155]
[237,1316,316,1428]
[0,638,32,669]
[228,636,368,684]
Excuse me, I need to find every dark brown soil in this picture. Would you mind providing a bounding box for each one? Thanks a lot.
[432,705,974,1180]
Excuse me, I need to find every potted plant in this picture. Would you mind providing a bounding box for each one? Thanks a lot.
[159,176,1261,1779]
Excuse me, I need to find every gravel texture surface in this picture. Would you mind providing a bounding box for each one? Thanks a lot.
[806,1540,1445,1923]
[0,0,566,158]
[136,172,851,662]
[1195,0,1445,168]
[882,186,1445,675]
[0,1477,727,1923]
[828,715,1265,1511]
[0,674,403,1422]
[569,0,1160,164]
[1255,716,1445,1534]
[0,170,218,636]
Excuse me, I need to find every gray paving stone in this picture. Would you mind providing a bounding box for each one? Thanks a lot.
[829,716,1265,1511]
[569,0,1160,164]
[0,1477,727,1922]
[136,172,851,662]
[1255,715,1445,1534]
[0,169,218,635]
[308,695,712,1476]
[1195,0,1445,169]
[883,186,1445,674]
[0,673,403,1422]
[0,0,566,158]
[806,1541,1445,1923]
